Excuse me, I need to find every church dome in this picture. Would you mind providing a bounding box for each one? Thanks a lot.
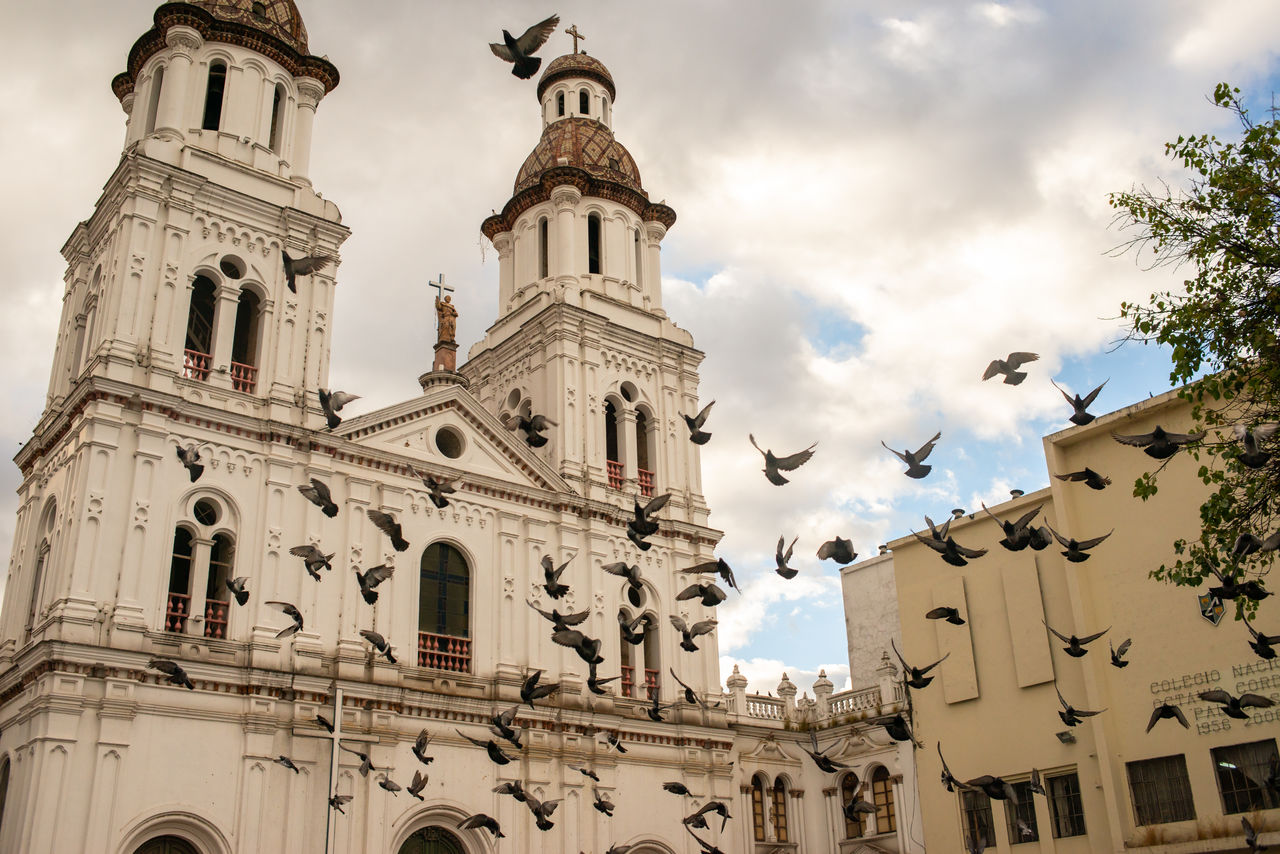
[537,53,617,103]
[185,0,309,54]
[514,117,641,194]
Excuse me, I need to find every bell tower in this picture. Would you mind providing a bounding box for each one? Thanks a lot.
[42,0,348,429]
[464,51,711,529]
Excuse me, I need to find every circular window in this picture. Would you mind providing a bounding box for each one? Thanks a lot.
[620,382,636,403]
[506,389,522,409]
[193,499,220,526]
[219,257,244,280]
[627,586,644,608]
[435,427,464,459]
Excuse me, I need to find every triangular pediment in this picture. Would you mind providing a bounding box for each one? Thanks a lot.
[336,377,573,496]
[740,735,802,765]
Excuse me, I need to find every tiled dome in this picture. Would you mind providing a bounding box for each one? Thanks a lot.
[184,0,308,53]
[514,117,641,194]
[537,53,617,103]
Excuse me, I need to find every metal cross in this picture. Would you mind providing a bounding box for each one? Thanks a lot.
[428,274,454,301]
[565,24,586,54]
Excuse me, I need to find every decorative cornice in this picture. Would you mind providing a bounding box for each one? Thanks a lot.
[482,165,676,241]
[111,2,339,101]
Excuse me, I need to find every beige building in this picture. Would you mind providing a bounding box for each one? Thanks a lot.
[890,388,1279,853]
[0,3,920,853]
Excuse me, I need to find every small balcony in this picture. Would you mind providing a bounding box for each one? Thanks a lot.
[230,361,257,394]
[165,592,190,633]
[620,665,660,700]
[606,460,623,490]
[418,631,471,673]
[182,349,211,382]
[638,467,654,498]
[204,599,229,639]
[165,592,229,639]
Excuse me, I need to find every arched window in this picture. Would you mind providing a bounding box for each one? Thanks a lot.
[635,409,654,497]
[25,540,49,644]
[641,612,660,699]
[872,766,896,834]
[183,276,216,381]
[603,95,610,124]
[230,288,261,394]
[538,217,549,279]
[751,775,767,841]
[633,228,643,288]
[144,65,165,135]
[587,213,602,275]
[557,91,565,117]
[164,497,235,640]
[202,61,227,131]
[418,543,471,673]
[268,83,286,152]
[772,778,790,842]
[604,400,621,489]
[841,772,863,838]
[398,826,466,854]
[579,89,590,115]
[134,837,200,854]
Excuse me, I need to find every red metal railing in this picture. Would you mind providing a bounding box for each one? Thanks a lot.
[230,361,257,394]
[418,631,471,673]
[182,349,211,381]
[621,664,634,698]
[643,668,660,701]
[204,599,229,639]
[165,592,190,633]
[638,468,654,498]
[606,460,623,490]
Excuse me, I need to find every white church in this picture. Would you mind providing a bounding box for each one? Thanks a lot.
[0,3,922,852]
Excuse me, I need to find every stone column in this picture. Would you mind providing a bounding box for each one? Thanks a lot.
[643,221,667,309]
[187,537,213,638]
[120,91,137,147]
[211,284,241,386]
[823,785,841,851]
[739,784,755,850]
[551,184,581,280]
[777,672,797,721]
[877,650,899,708]
[619,408,638,485]
[813,669,834,721]
[154,27,202,141]
[726,664,748,717]
[493,233,514,308]
[290,77,325,185]
[789,788,807,849]
[891,774,908,852]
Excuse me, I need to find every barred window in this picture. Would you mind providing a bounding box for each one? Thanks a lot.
[1212,739,1280,814]
[771,778,789,842]
[961,789,995,850]
[872,766,896,834]
[1047,771,1087,838]
[1127,755,1195,825]
[751,776,766,841]
[1005,780,1039,843]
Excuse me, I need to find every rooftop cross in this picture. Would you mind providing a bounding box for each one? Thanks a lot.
[428,273,454,301]
[565,24,586,54]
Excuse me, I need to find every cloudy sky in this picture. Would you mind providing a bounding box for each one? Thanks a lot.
[3,1,1279,699]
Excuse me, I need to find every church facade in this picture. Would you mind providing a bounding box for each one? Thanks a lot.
[0,3,919,852]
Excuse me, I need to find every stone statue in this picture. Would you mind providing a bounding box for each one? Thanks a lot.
[435,294,458,343]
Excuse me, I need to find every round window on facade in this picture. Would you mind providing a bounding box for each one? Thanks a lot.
[219,257,245,280]
[506,389,522,409]
[620,382,637,403]
[627,586,644,608]
[193,498,220,526]
[435,426,464,459]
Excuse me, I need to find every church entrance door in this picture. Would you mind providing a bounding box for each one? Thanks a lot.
[398,826,467,854]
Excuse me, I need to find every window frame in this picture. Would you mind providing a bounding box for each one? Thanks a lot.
[1046,770,1087,838]
[1127,754,1196,826]
[1211,739,1280,815]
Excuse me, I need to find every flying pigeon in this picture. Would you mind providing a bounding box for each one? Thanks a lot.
[1044,523,1112,562]
[530,599,591,632]
[1052,379,1107,426]
[1198,689,1275,719]
[1043,620,1108,657]
[1244,615,1280,659]
[520,669,561,708]
[456,728,516,765]
[505,412,557,447]
[148,657,195,690]
[1112,425,1206,459]
[679,556,739,592]
[1110,638,1132,668]
[587,663,620,695]
[354,564,394,604]
[282,250,332,293]
[593,787,616,816]
[366,509,409,552]
[803,729,851,773]
[1054,468,1111,490]
[892,639,950,689]
[675,582,728,608]
[459,813,505,839]
[298,478,339,517]
[775,535,800,579]
[749,433,817,486]
[682,400,715,444]
[407,770,428,801]
[1056,685,1106,726]
[882,431,941,479]
[1233,423,1279,469]
[1146,702,1189,732]
[670,614,718,652]
[225,576,250,606]
[359,629,396,664]
[493,780,528,802]
[982,351,1039,385]
[488,14,560,80]
[817,536,857,565]
[617,610,651,645]
[412,466,460,508]
[266,600,304,638]
[328,793,353,814]
[337,742,376,777]
[926,606,965,626]
[980,502,1045,551]
[175,444,205,482]
[289,544,333,581]
[541,554,572,599]
[377,774,402,796]
[412,729,434,765]
[318,388,359,431]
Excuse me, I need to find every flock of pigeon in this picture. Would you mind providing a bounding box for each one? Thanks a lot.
[142,15,1280,852]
